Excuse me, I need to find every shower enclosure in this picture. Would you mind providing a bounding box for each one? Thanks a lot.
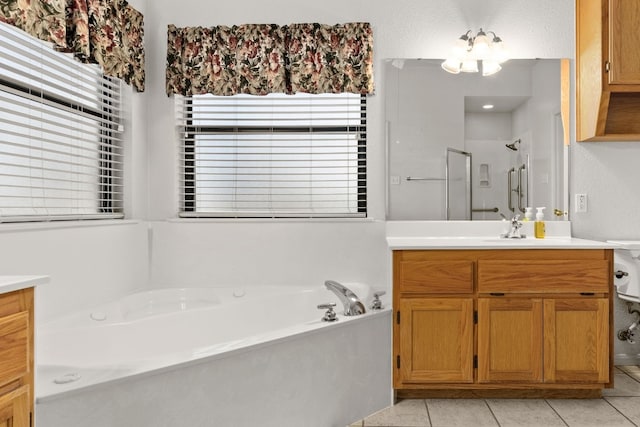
[445,148,471,220]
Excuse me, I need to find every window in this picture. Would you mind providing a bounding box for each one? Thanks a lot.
[176,92,366,218]
[0,22,123,222]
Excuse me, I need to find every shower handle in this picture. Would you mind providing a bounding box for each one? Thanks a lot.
[507,167,516,212]
[518,164,526,213]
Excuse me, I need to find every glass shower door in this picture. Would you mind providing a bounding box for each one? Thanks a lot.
[446,148,472,220]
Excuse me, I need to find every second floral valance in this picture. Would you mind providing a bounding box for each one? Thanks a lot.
[166,22,374,96]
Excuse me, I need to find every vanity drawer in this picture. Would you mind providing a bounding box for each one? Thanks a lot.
[0,311,29,387]
[477,260,610,293]
[397,260,474,293]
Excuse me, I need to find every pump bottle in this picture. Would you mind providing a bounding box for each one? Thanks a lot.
[534,207,546,239]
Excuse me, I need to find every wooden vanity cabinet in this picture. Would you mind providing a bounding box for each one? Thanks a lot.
[393,252,475,387]
[576,0,640,140]
[0,288,34,427]
[393,249,613,397]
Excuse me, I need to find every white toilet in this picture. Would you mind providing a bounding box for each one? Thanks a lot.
[608,240,640,303]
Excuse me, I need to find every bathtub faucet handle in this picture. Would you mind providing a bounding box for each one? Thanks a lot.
[317,303,338,322]
[371,291,386,310]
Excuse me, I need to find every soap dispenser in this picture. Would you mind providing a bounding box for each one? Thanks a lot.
[524,207,533,221]
[534,207,546,239]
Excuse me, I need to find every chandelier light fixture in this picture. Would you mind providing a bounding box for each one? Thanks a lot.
[441,29,509,76]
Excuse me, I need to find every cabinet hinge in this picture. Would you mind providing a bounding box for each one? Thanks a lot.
[473,355,478,369]
[397,355,400,369]
[473,310,478,324]
[605,60,611,73]
[396,310,400,324]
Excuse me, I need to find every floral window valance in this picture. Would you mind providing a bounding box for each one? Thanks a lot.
[166,22,373,96]
[0,0,145,92]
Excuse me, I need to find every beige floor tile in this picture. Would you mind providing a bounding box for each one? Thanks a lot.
[486,399,565,427]
[618,365,640,381]
[363,399,429,427]
[349,422,364,427]
[605,397,640,425]
[547,398,634,426]
[426,399,498,427]
[603,371,640,397]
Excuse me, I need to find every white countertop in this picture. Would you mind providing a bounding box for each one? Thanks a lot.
[385,221,616,250]
[0,276,49,294]
[386,236,617,250]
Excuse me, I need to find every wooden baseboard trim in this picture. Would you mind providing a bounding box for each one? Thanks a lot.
[396,389,602,399]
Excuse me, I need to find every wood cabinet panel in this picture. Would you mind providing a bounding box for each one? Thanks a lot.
[0,312,28,386]
[0,385,29,427]
[576,0,640,140]
[544,298,609,383]
[608,0,640,84]
[396,298,474,385]
[477,260,610,293]
[478,298,543,383]
[398,260,473,293]
[0,288,34,427]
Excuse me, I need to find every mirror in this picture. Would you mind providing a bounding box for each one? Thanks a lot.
[385,58,569,221]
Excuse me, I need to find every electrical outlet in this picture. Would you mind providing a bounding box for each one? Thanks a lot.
[575,193,588,213]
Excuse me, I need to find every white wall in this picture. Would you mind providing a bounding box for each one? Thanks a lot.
[149,220,388,290]
[0,222,149,321]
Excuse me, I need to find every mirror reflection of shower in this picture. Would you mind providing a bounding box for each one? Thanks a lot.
[505,139,520,151]
[384,58,567,221]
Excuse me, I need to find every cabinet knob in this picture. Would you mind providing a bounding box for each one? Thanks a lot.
[605,61,611,73]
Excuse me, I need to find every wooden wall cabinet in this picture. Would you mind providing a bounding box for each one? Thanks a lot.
[0,288,34,427]
[393,249,613,398]
[576,0,640,141]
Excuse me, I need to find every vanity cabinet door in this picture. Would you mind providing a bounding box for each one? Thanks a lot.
[607,0,640,85]
[0,289,33,427]
[477,298,543,383]
[543,298,609,384]
[395,298,474,386]
[0,385,29,427]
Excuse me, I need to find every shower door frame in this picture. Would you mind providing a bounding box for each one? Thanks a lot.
[445,148,472,220]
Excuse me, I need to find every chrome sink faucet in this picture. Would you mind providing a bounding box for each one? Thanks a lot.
[501,215,526,239]
[324,280,366,316]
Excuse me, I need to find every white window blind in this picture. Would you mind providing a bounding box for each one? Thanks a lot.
[176,92,367,218]
[0,22,123,222]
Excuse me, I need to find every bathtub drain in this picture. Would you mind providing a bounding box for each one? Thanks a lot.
[53,372,81,385]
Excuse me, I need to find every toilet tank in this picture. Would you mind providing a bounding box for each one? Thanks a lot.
[608,240,640,303]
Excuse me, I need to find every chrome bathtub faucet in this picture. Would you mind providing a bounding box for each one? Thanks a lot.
[324,280,366,316]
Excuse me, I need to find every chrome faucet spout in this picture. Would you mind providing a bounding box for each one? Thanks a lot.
[324,280,366,316]
[501,215,526,239]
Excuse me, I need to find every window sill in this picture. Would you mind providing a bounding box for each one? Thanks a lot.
[166,217,379,224]
[0,219,141,233]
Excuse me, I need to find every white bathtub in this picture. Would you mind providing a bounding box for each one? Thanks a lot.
[35,284,392,427]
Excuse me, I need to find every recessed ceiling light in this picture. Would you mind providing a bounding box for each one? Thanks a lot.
[482,104,494,110]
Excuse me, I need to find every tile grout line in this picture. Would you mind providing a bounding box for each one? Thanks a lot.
[423,399,433,427]
[544,399,569,427]
[619,367,640,384]
[601,396,639,427]
[483,399,502,427]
